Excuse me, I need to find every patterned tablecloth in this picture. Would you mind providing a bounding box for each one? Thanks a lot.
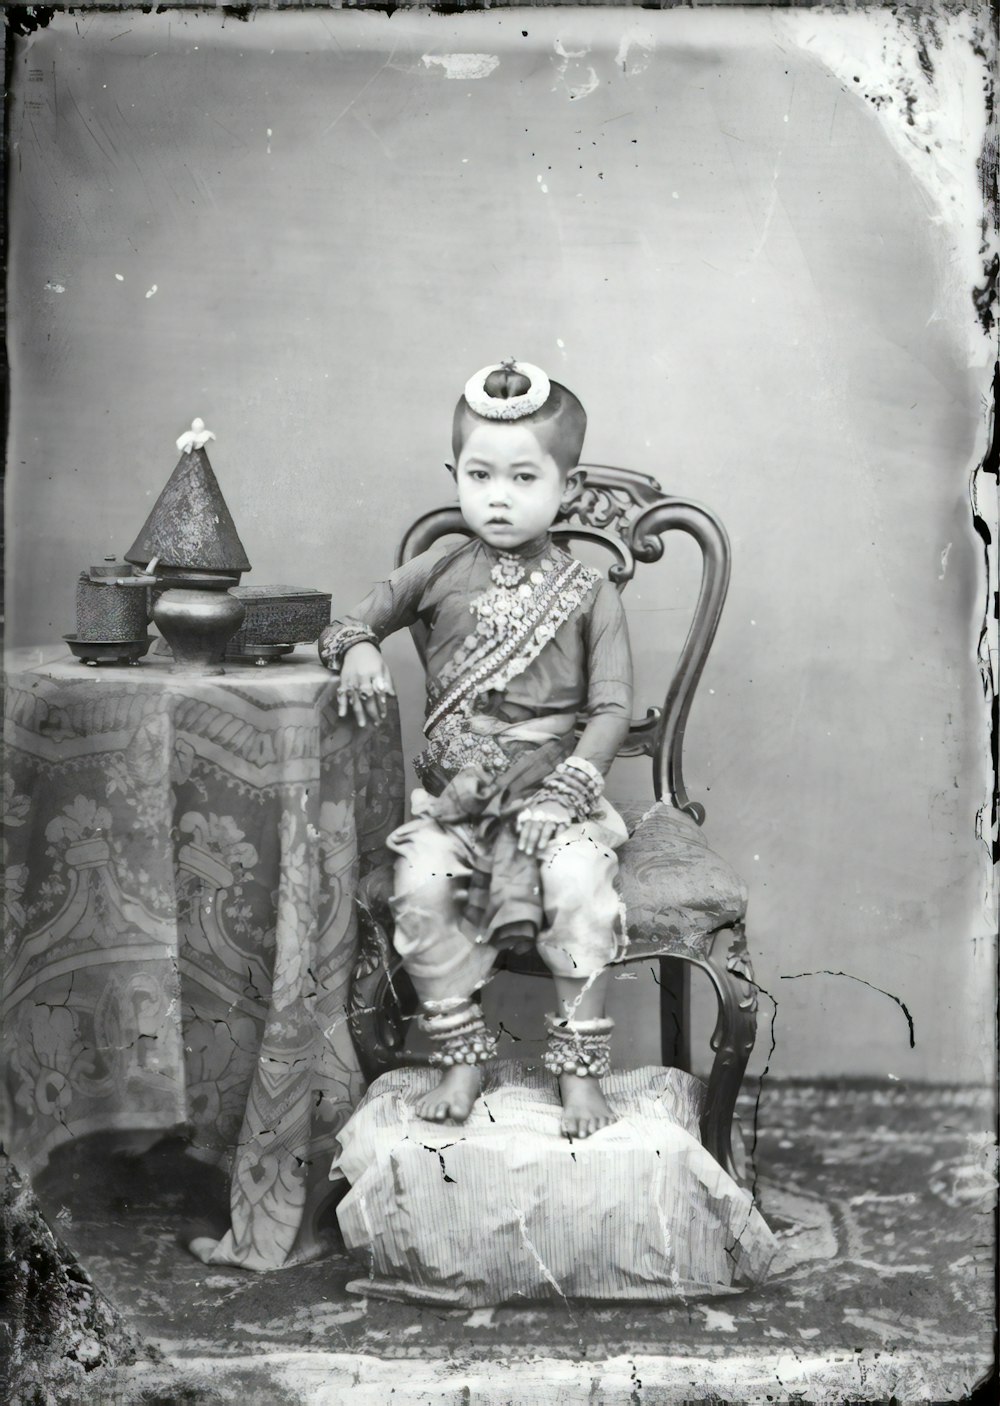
[2,646,405,1270]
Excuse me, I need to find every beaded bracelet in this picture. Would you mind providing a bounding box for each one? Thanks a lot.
[532,756,605,823]
[560,756,605,792]
[531,782,590,822]
[318,623,380,672]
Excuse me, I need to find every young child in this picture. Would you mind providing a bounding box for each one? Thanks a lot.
[319,360,633,1139]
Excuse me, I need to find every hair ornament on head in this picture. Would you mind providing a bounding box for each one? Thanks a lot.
[463,358,552,421]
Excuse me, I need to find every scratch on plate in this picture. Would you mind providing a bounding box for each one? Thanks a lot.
[421,54,499,81]
[553,38,599,102]
[511,1203,567,1301]
[615,27,655,77]
[699,1305,738,1332]
[776,6,996,359]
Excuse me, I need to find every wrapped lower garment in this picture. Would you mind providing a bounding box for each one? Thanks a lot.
[333,1062,776,1306]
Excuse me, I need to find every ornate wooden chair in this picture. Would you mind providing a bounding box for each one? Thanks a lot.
[348,466,757,1184]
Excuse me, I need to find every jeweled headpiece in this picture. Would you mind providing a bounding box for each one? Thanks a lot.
[463,358,552,420]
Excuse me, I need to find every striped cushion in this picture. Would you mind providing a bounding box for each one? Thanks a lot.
[334,1061,775,1306]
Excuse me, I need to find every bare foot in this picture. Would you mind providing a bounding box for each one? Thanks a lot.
[558,1073,617,1139]
[414,1064,482,1123]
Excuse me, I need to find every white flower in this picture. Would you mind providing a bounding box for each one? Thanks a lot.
[176,417,216,454]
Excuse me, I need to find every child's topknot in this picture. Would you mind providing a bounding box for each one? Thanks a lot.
[453,361,587,473]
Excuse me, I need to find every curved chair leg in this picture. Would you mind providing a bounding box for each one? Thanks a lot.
[689,923,757,1184]
[657,956,690,1070]
[294,1172,347,1263]
[347,912,421,1083]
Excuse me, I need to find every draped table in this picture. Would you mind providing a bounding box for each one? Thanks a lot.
[2,646,405,1270]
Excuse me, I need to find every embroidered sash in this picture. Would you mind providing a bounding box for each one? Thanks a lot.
[424,551,600,738]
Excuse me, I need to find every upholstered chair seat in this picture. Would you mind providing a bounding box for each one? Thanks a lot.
[614,800,748,960]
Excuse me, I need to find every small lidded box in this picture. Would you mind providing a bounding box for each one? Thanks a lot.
[225,585,332,661]
[76,558,150,642]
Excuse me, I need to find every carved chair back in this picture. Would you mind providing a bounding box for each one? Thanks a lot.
[396,464,731,824]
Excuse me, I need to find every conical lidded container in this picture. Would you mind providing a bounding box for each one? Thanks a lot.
[127,420,251,673]
[125,422,251,579]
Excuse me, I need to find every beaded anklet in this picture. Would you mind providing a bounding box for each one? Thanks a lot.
[419,998,498,1068]
[542,1013,614,1079]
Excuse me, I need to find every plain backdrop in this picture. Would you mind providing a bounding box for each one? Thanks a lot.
[6,7,995,1082]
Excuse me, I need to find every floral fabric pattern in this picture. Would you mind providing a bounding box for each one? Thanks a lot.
[2,649,405,1271]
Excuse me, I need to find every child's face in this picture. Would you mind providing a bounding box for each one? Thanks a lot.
[453,422,579,551]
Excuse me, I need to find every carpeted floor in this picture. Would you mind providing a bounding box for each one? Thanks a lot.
[16,1079,998,1403]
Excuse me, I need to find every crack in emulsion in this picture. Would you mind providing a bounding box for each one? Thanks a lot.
[32,971,76,1013]
[971,362,998,868]
[509,1202,574,1316]
[747,978,779,1205]
[780,969,915,1048]
[646,963,683,1049]
[419,1141,459,1184]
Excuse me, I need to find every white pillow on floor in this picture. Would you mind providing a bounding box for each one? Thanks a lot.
[333,1061,776,1307]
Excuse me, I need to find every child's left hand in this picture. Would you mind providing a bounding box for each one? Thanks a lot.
[516,798,574,856]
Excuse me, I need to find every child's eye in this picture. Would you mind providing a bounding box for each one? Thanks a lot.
[515,473,537,483]
[468,469,489,481]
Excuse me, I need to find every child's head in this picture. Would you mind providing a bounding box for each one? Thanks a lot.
[452,361,587,473]
[450,361,586,551]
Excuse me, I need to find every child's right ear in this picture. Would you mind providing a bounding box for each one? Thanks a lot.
[445,462,457,481]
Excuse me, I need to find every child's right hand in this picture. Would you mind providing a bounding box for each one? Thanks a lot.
[337,642,395,727]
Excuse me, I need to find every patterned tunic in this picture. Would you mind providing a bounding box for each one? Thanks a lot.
[326,533,633,741]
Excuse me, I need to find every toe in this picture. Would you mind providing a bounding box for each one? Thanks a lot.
[186,1236,219,1264]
